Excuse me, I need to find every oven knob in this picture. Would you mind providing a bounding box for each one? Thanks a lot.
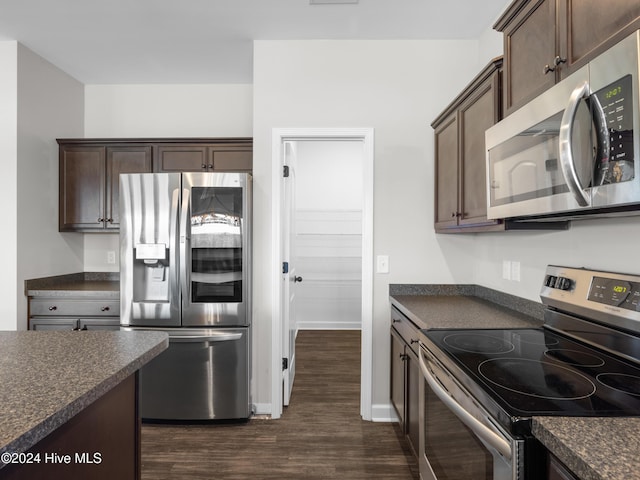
[556,277,572,290]
[546,275,557,287]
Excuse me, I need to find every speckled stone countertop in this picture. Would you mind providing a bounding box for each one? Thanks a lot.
[389,284,544,330]
[25,272,119,298]
[533,417,640,480]
[0,330,167,467]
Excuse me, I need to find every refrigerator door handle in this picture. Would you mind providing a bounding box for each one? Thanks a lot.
[180,187,191,302]
[170,187,181,311]
[170,333,243,343]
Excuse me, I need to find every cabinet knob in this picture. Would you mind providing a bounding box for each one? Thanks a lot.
[208,164,213,169]
[48,305,57,311]
[451,212,461,218]
[201,164,207,169]
[410,339,419,345]
[543,64,555,75]
[81,325,88,331]
[98,218,105,223]
[100,306,110,312]
[107,218,114,223]
[554,55,567,66]
[392,318,401,324]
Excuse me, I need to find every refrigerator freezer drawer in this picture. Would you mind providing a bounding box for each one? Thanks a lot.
[134,327,250,420]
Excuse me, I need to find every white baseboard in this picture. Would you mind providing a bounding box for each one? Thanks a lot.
[252,403,272,416]
[298,321,361,330]
[371,403,399,423]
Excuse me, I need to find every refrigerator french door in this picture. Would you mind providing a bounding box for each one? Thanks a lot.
[120,172,252,420]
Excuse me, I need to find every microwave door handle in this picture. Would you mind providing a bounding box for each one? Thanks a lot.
[418,347,512,460]
[559,81,591,206]
[180,188,191,301]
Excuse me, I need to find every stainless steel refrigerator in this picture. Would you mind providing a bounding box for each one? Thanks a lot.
[119,172,251,420]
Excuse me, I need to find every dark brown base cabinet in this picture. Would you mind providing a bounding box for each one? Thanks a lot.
[390,307,420,457]
[1,374,140,480]
[495,0,640,116]
[432,58,504,233]
[58,138,252,232]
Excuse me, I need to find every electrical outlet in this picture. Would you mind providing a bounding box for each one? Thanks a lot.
[107,251,116,265]
[511,261,521,282]
[502,260,511,280]
[377,255,389,274]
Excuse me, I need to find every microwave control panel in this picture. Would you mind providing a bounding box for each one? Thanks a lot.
[593,74,635,184]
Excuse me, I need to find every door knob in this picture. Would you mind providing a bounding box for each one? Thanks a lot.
[294,276,303,283]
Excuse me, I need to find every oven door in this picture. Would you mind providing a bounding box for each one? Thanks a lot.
[418,344,523,480]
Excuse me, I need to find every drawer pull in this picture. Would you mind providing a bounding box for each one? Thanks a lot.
[392,318,401,323]
[410,339,419,344]
[48,306,57,311]
[100,306,110,312]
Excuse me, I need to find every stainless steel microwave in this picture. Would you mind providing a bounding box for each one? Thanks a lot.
[486,30,640,221]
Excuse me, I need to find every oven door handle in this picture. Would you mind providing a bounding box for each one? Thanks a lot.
[418,347,512,460]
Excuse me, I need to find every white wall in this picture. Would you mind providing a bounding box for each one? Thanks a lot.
[0,43,84,330]
[252,39,483,413]
[83,83,254,272]
[0,42,19,330]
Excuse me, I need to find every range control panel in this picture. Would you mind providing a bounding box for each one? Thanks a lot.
[541,266,640,334]
[588,276,640,312]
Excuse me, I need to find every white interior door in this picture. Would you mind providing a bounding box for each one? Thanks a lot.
[281,141,298,406]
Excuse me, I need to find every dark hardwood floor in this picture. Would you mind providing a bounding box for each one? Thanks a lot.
[141,330,419,479]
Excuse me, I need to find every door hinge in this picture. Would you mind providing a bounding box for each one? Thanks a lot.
[282,262,289,274]
[283,165,290,177]
[282,357,289,371]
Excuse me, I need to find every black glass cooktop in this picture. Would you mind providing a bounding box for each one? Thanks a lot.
[423,328,640,420]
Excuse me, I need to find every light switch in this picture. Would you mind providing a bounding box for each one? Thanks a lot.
[502,260,511,280]
[377,255,389,274]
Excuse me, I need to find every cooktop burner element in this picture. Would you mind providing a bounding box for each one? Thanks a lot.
[544,349,605,367]
[516,331,559,346]
[443,333,515,354]
[478,358,596,400]
[597,373,640,396]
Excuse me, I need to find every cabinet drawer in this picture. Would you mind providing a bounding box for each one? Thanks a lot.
[30,299,119,316]
[391,307,420,355]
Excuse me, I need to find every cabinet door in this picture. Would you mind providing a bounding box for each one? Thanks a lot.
[59,145,105,231]
[559,0,640,79]
[434,113,459,229]
[105,146,152,229]
[78,318,121,331]
[503,0,557,114]
[390,329,406,427]
[458,71,500,227]
[30,318,79,331]
[210,149,253,172]
[155,145,209,172]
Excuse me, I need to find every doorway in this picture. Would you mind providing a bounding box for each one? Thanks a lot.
[271,128,374,420]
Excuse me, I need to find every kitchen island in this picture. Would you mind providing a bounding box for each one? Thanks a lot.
[0,330,168,480]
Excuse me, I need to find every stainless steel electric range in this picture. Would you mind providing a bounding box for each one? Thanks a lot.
[418,265,640,480]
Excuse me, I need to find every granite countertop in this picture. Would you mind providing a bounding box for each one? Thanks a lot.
[25,272,119,298]
[533,417,640,480]
[0,330,168,467]
[389,284,544,331]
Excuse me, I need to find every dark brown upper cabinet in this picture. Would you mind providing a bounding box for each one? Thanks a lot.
[58,141,152,232]
[154,140,252,173]
[432,58,504,233]
[58,138,252,232]
[496,0,640,116]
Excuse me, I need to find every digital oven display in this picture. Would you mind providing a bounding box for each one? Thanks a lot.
[588,276,640,311]
[593,74,635,185]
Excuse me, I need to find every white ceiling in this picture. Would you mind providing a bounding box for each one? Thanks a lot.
[0,0,509,84]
